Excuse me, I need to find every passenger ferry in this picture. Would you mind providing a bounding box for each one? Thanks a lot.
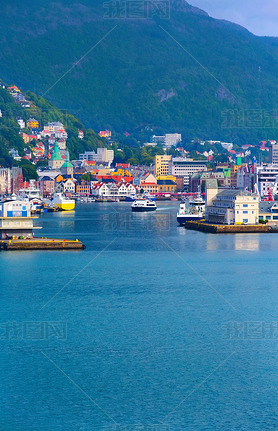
[131,199,157,212]
[177,194,205,225]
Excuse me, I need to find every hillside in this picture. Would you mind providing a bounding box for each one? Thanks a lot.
[1,1,278,143]
[0,81,105,167]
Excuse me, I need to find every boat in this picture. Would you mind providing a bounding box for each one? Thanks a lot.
[18,180,41,200]
[131,199,157,212]
[125,194,137,202]
[51,193,75,211]
[177,193,205,225]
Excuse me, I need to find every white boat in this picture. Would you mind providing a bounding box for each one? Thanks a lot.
[177,193,205,225]
[51,193,75,211]
[131,199,157,212]
[18,180,41,200]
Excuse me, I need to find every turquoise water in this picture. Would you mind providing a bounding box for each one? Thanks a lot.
[1,202,278,430]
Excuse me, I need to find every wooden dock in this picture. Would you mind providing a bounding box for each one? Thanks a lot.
[184,221,270,234]
[0,238,85,250]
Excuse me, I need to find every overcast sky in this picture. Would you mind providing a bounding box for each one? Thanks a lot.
[191,0,278,36]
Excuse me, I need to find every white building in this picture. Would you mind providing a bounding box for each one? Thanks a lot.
[0,199,40,239]
[79,148,114,166]
[17,118,25,129]
[170,158,207,190]
[0,168,11,195]
[205,179,259,225]
[165,133,182,147]
[270,143,278,164]
[152,133,182,148]
[255,164,278,197]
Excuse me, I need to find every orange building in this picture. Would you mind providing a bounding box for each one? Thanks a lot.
[76,181,91,195]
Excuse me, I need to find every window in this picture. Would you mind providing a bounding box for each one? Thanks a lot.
[243,211,248,214]
[243,204,248,208]
[243,218,248,223]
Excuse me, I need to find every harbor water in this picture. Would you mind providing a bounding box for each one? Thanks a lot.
[1,202,278,430]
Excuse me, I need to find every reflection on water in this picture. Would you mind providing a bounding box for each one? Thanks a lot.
[206,233,260,251]
[234,234,260,251]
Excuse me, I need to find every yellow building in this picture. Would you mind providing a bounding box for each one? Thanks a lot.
[154,155,172,176]
[157,175,176,183]
[27,118,39,129]
[157,179,177,193]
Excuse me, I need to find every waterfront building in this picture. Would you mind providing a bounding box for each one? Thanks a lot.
[0,199,40,239]
[39,176,55,197]
[157,179,177,193]
[76,180,91,195]
[169,158,207,191]
[205,179,259,225]
[259,201,278,223]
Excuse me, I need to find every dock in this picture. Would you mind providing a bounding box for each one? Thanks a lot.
[184,220,270,234]
[0,238,86,250]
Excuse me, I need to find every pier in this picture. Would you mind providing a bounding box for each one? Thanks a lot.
[0,238,85,250]
[184,221,270,234]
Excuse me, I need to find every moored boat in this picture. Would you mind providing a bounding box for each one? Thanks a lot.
[177,193,205,225]
[52,193,75,211]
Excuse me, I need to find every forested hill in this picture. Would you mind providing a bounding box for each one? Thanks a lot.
[0,82,105,166]
[1,1,278,143]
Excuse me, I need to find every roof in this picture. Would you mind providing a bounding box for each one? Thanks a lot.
[217,189,255,198]
[206,179,218,189]
[157,180,176,185]
[39,176,54,182]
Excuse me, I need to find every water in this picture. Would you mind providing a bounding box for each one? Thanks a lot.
[1,202,278,430]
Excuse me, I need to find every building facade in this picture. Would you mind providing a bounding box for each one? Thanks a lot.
[205,180,259,225]
[170,158,207,191]
[154,155,172,176]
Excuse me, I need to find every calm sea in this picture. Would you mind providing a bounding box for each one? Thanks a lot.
[1,202,278,430]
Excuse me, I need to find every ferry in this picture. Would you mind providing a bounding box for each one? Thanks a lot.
[131,199,157,212]
[52,193,75,211]
[177,194,205,225]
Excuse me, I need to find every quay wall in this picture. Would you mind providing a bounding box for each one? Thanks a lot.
[184,221,270,234]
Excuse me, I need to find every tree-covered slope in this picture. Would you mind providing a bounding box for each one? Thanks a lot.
[1,0,278,143]
[0,82,105,165]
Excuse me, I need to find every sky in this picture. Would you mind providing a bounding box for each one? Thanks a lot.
[191,0,278,36]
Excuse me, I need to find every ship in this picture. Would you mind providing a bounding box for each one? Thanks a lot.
[177,193,205,225]
[131,199,157,212]
[51,193,75,211]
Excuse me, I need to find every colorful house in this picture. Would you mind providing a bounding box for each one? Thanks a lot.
[27,118,39,129]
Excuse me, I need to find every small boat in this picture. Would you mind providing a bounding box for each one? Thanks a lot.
[131,199,157,212]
